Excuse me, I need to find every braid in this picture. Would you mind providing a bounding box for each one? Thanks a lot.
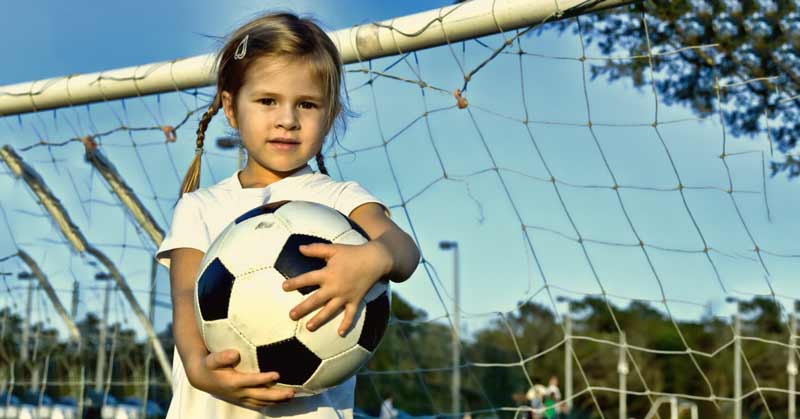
[180,94,222,195]
[315,152,328,176]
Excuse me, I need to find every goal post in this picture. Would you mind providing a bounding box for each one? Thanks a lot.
[0,0,636,116]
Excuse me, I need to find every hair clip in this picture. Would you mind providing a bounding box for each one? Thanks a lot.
[234,34,250,60]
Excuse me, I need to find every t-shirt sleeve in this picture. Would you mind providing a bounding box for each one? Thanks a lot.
[333,181,390,219]
[155,193,211,269]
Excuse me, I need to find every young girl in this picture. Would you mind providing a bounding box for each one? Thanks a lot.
[156,12,420,418]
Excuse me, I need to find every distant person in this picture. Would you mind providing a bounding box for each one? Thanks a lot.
[543,392,557,419]
[547,376,561,402]
[379,395,398,419]
[526,383,546,419]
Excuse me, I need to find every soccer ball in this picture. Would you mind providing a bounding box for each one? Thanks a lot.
[193,200,390,395]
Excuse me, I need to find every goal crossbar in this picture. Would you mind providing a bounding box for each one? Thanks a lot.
[0,0,635,116]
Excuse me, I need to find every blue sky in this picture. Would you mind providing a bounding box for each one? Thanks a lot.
[1,0,798,351]
[0,0,453,84]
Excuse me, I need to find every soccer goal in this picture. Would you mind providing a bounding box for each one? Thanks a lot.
[1,0,798,418]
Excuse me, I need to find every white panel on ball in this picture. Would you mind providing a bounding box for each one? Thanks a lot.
[364,281,389,304]
[216,214,291,276]
[303,345,372,390]
[199,221,235,273]
[295,299,366,360]
[275,201,352,240]
[332,228,368,246]
[202,320,259,373]
[228,269,304,347]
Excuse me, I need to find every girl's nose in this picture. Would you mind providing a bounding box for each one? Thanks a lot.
[275,105,299,130]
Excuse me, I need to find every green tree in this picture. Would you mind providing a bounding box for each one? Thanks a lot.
[356,291,452,416]
[465,301,562,414]
[547,0,800,178]
[454,0,799,177]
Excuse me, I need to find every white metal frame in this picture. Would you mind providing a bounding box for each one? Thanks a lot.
[0,0,634,116]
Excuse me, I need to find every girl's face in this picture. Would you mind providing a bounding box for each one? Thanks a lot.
[222,55,328,182]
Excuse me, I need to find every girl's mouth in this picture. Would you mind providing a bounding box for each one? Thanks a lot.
[267,140,300,151]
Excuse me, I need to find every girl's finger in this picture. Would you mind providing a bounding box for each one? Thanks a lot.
[246,387,295,402]
[243,398,282,410]
[282,270,321,292]
[290,288,330,320]
[337,303,358,336]
[306,298,344,332]
[240,398,268,409]
[206,349,239,370]
[298,243,336,260]
[235,371,280,388]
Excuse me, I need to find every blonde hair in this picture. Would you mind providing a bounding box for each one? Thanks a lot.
[180,12,347,195]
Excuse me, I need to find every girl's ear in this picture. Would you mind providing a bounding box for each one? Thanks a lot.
[221,91,238,129]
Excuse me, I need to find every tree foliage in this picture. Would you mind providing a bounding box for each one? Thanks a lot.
[359,294,794,418]
[0,292,794,418]
[547,0,800,178]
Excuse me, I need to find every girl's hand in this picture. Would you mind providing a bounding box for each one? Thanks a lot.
[282,241,392,335]
[189,349,294,410]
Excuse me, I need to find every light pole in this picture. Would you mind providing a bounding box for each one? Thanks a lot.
[439,240,460,418]
[790,301,799,419]
[726,297,742,419]
[618,332,629,419]
[18,272,34,363]
[18,271,40,391]
[556,296,574,413]
[95,272,113,393]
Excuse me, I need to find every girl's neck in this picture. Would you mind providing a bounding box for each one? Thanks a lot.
[237,163,309,189]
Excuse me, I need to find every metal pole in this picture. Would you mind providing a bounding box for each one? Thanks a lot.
[20,274,33,363]
[0,0,637,116]
[17,250,81,342]
[452,245,461,418]
[71,281,80,319]
[734,313,742,419]
[95,277,111,392]
[564,312,573,412]
[84,150,164,245]
[19,273,42,393]
[0,146,172,385]
[669,396,678,419]
[77,365,86,419]
[789,312,797,419]
[618,332,628,419]
[142,259,158,419]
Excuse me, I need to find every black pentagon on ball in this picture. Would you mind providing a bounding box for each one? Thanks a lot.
[358,291,390,351]
[197,258,236,321]
[235,200,291,224]
[257,337,321,385]
[275,234,332,295]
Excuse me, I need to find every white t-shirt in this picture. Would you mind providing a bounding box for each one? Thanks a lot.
[546,384,561,401]
[379,398,397,419]
[156,165,386,419]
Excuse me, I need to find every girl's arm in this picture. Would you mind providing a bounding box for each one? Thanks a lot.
[282,203,421,334]
[349,202,420,282]
[169,248,294,409]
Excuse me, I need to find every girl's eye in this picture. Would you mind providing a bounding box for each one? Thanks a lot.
[259,98,275,105]
[299,102,317,109]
